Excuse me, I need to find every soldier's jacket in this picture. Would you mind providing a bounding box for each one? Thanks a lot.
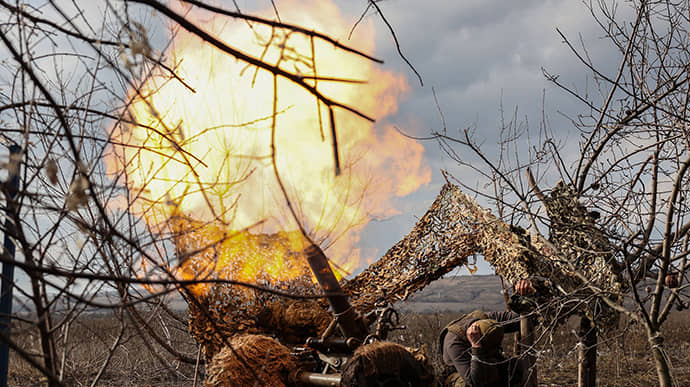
[440,311,522,387]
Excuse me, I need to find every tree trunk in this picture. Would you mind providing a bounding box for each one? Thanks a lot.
[648,333,673,387]
[520,317,537,387]
[577,316,597,387]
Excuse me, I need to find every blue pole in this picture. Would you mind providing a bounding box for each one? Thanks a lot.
[0,144,21,387]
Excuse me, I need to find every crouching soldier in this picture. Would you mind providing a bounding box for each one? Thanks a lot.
[440,280,534,387]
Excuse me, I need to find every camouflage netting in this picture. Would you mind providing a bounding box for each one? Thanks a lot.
[204,334,294,387]
[538,181,625,324]
[181,181,624,369]
[340,342,436,386]
[172,223,329,360]
[343,183,623,325]
[343,183,555,312]
[543,181,624,296]
[187,289,330,361]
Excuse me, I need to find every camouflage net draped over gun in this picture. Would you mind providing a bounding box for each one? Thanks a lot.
[180,182,625,363]
[172,222,330,361]
[343,183,623,326]
[343,183,555,312]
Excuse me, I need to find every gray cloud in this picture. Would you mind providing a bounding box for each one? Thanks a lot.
[0,0,631,279]
[333,0,632,274]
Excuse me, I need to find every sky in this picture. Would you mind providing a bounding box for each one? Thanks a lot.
[0,0,633,290]
[323,0,624,275]
[112,0,627,278]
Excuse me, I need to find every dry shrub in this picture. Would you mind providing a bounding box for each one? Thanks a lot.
[204,334,294,387]
[340,341,435,386]
[257,299,331,344]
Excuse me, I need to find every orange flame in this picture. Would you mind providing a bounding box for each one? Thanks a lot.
[105,0,431,294]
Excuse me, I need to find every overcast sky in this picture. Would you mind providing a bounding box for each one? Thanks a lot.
[125,0,629,276]
[1,0,632,287]
[319,0,626,275]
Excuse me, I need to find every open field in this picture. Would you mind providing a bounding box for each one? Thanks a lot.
[8,275,690,386]
[8,312,198,387]
[397,275,508,313]
[9,309,690,386]
[395,310,690,387]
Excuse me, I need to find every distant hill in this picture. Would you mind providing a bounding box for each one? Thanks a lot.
[396,275,508,313]
[14,275,515,315]
[17,274,674,316]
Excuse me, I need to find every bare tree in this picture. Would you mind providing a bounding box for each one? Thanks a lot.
[433,1,690,385]
[0,0,404,385]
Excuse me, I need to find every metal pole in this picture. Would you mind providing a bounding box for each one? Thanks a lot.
[294,371,341,386]
[0,144,21,387]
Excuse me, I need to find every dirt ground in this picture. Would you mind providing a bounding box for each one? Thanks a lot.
[396,310,690,387]
[8,309,690,386]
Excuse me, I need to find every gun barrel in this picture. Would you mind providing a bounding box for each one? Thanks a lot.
[294,370,341,386]
[304,244,367,340]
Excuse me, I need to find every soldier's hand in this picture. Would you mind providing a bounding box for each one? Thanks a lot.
[467,323,482,348]
[515,279,534,296]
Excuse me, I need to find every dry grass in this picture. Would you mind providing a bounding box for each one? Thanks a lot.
[394,310,690,387]
[537,311,690,386]
[8,312,199,386]
[8,309,690,386]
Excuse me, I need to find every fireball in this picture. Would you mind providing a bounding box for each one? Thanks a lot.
[105,0,431,294]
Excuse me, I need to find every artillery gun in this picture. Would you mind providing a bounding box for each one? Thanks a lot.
[193,182,623,386]
[285,244,430,386]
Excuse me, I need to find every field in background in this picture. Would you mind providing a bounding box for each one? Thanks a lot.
[395,310,690,387]
[8,275,690,386]
[8,312,198,386]
[396,275,508,313]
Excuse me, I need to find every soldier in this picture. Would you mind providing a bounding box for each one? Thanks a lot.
[440,280,534,387]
